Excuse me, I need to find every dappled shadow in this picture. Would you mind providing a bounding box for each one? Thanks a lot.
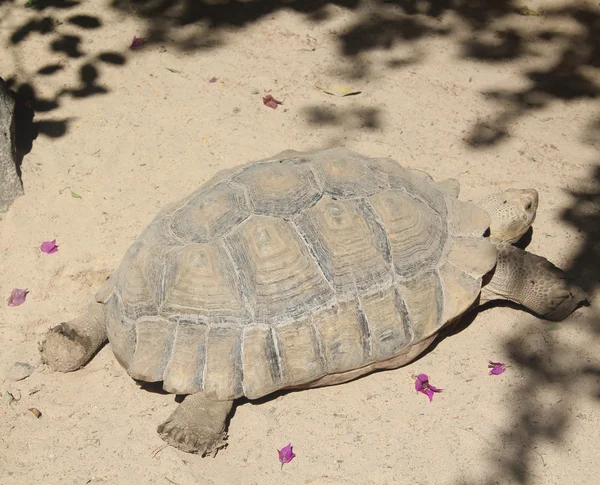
[2,1,599,483]
[110,0,361,28]
[449,127,600,485]
[3,1,123,142]
[2,0,600,148]
[460,316,600,485]
[0,79,38,178]
[561,165,600,301]
[560,115,600,318]
[302,105,382,130]
[339,10,451,56]
[462,5,600,146]
[4,77,75,139]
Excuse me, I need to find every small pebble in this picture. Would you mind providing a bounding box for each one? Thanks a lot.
[1,392,15,405]
[6,362,35,382]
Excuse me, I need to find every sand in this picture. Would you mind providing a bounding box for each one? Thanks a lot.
[1,1,599,484]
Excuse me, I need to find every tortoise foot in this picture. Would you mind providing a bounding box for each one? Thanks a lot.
[157,394,233,456]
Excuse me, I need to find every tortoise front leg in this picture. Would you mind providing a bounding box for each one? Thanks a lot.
[39,301,108,372]
[481,243,588,321]
[158,393,233,455]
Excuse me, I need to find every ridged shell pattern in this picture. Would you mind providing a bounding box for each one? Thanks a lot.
[100,148,495,399]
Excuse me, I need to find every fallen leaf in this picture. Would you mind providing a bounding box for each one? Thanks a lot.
[129,36,146,49]
[7,288,29,307]
[28,408,42,418]
[70,190,82,199]
[315,84,361,97]
[518,6,542,16]
[263,94,283,109]
[40,239,59,254]
[159,46,167,53]
[209,77,218,83]
[415,374,442,402]
[278,443,296,468]
[166,68,181,73]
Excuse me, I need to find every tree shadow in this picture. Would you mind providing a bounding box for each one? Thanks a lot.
[561,164,600,301]
[461,5,600,146]
[471,316,599,485]
[3,1,599,149]
[447,130,600,485]
[2,1,599,482]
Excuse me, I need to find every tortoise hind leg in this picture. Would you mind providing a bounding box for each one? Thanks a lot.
[39,301,108,372]
[158,394,233,455]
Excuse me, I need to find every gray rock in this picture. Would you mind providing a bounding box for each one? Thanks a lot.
[6,362,35,381]
[0,76,23,213]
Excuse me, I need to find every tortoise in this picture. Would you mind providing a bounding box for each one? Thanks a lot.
[39,147,587,455]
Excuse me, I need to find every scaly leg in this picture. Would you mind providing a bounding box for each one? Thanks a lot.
[157,393,233,456]
[39,301,108,372]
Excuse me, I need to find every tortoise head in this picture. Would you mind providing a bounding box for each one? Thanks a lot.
[477,188,539,243]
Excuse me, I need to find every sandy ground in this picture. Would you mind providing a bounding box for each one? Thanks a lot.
[1,1,599,484]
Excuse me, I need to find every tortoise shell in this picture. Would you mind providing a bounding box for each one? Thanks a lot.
[98,148,495,400]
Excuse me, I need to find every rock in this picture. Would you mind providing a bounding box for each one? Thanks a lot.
[1,391,15,405]
[5,361,35,381]
[0,76,24,213]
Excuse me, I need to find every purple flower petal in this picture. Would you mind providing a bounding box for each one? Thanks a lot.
[8,288,28,307]
[263,94,282,109]
[415,373,442,401]
[40,240,58,254]
[278,443,296,467]
[209,77,218,83]
[129,36,146,49]
[488,360,507,375]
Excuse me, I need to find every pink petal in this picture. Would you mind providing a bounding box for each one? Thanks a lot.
[8,288,29,307]
[278,443,296,465]
[263,94,282,109]
[488,360,506,375]
[415,374,442,401]
[40,240,58,254]
[129,36,146,49]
